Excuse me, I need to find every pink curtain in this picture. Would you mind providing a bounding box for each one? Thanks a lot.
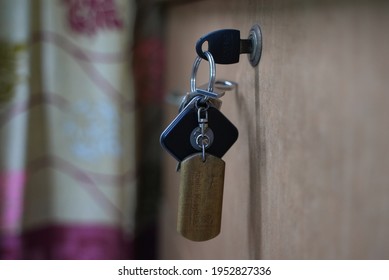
[0,0,136,259]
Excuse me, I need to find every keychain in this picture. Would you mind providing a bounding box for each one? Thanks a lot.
[160,26,262,241]
[160,51,238,241]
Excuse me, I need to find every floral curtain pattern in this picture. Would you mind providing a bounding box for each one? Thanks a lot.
[0,0,137,259]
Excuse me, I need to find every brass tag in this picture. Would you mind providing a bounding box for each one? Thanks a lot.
[177,153,225,241]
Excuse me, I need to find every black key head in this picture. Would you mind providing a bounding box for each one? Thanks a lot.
[196,29,241,65]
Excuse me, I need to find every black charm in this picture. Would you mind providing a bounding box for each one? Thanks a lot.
[160,103,238,162]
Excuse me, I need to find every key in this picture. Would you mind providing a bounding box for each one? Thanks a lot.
[188,80,237,110]
[178,83,224,112]
[195,29,253,64]
[177,153,225,241]
[160,98,238,162]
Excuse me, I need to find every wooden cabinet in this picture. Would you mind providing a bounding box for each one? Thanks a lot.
[160,0,389,259]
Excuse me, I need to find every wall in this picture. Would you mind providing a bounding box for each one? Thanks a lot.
[159,0,389,259]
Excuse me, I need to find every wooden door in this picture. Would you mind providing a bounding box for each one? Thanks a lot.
[160,0,389,259]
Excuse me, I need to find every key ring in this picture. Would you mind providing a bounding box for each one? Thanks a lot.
[190,51,216,94]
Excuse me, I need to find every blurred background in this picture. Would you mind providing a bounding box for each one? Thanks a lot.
[1,0,389,259]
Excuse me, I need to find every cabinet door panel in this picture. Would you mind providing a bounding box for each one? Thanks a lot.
[160,0,389,259]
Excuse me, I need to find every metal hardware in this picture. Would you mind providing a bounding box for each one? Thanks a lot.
[247,24,262,67]
[190,51,216,94]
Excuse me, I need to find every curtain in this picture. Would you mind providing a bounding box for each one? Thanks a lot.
[132,0,165,260]
[0,0,137,259]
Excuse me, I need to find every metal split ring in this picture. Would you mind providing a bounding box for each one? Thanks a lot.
[190,51,216,94]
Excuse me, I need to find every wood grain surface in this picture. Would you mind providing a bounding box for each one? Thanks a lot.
[160,0,389,259]
[178,153,225,242]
